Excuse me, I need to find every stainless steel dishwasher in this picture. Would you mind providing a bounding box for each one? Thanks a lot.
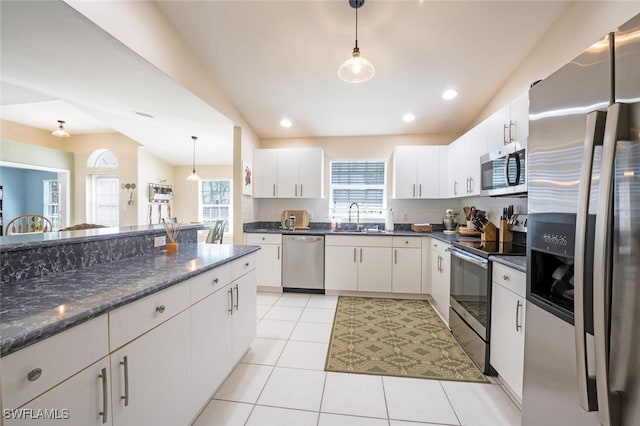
[282,235,325,294]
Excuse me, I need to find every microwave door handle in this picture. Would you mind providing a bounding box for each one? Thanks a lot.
[575,110,607,413]
[504,155,514,186]
[594,103,628,426]
[514,152,522,185]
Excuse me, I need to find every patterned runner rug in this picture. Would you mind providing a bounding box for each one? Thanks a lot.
[325,296,488,383]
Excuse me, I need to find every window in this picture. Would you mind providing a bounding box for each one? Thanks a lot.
[201,179,231,231]
[90,175,119,227]
[87,149,118,168]
[330,160,386,219]
[43,180,60,230]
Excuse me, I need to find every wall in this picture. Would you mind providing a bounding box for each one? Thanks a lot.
[257,133,460,224]
[172,164,233,225]
[471,1,640,127]
[137,148,175,225]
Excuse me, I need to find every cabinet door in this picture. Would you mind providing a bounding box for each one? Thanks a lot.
[11,358,111,426]
[253,149,279,198]
[393,146,418,199]
[487,103,511,152]
[509,92,529,144]
[447,137,463,198]
[297,148,324,198]
[255,243,282,288]
[437,147,449,198]
[430,243,450,323]
[465,121,487,196]
[111,310,191,426]
[416,146,441,198]
[231,269,257,365]
[421,238,432,294]
[190,286,233,415]
[276,149,299,198]
[325,246,358,291]
[358,247,392,292]
[490,283,525,401]
[392,247,422,293]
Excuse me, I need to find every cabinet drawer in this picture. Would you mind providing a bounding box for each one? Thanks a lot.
[231,253,257,281]
[109,282,190,350]
[1,315,109,410]
[392,236,422,248]
[492,262,526,297]
[325,235,391,247]
[190,264,232,304]
[245,233,282,245]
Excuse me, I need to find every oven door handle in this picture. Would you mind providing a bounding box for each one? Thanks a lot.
[451,248,487,269]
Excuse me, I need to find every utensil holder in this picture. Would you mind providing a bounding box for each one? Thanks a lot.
[481,222,497,242]
[166,241,179,254]
[499,220,513,242]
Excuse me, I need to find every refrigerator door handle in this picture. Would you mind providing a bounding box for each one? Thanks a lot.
[574,110,607,412]
[594,103,628,426]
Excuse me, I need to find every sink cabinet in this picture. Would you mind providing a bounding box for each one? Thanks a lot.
[325,235,392,293]
[490,262,526,402]
[391,237,422,293]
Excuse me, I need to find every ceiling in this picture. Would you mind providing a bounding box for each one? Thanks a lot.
[1,0,570,166]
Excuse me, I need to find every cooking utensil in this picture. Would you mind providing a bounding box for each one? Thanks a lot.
[464,206,471,220]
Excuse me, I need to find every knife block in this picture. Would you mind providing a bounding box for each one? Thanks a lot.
[481,222,497,242]
[499,220,513,243]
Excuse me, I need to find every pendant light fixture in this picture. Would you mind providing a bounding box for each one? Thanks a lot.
[52,120,70,137]
[338,0,375,83]
[187,136,201,181]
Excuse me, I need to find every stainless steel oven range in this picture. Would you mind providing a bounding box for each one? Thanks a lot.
[449,241,526,374]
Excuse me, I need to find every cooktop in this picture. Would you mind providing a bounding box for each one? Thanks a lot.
[453,240,527,258]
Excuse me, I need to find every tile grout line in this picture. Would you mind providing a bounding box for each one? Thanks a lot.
[438,380,463,426]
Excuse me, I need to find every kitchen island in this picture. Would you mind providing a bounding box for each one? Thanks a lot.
[1,227,260,425]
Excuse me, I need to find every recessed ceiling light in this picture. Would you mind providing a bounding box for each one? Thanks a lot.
[402,113,416,122]
[442,89,458,100]
[280,118,292,128]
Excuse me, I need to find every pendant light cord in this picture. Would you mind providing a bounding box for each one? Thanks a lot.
[355,6,359,50]
[192,136,197,173]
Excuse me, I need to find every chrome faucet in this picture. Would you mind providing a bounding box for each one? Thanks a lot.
[348,202,362,231]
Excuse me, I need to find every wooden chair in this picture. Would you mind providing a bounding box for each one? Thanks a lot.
[6,214,53,235]
[205,219,227,244]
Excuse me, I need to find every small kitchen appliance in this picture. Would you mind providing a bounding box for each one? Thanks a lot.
[442,209,458,234]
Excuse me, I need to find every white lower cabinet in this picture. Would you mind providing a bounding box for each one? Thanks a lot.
[231,269,258,364]
[392,237,422,294]
[110,310,191,426]
[430,239,451,324]
[7,357,111,426]
[245,233,282,289]
[490,262,526,402]
[324,236,391,293]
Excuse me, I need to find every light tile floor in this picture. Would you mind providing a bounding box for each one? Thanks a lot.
[193,292,521,426]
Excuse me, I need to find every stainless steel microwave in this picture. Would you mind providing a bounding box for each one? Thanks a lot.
[480,141,527,197]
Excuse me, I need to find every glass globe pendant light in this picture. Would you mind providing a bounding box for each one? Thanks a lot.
[338,0,375,83]
[187,136,201,181]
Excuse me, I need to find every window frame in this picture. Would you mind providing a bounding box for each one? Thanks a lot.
[200,178,232,232]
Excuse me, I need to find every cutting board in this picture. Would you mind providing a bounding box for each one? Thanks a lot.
[281,210,310,229]
[458,226,481,236]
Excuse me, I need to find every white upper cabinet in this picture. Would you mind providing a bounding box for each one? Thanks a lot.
[487,92,529,152]
[393,145,446,199]
[253,147,324,198]
[447,121,487,197]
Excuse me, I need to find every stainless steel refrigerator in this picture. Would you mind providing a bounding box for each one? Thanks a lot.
[524,12,640,426]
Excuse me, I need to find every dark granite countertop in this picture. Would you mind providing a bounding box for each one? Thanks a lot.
[0,243,259,356]
[490,255,527,272]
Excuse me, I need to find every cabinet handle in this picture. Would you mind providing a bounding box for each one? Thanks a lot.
[120,356,129,407]
[466,178,469,193]
[469,177,474,193]
[300,184,303,197]
[228,288,234,315]
[277,246,280,260]
[413,184,416,197]
[155,305,166,314]
[510,120,517,142]
[503,123,509,145]
[516,300,523,331]
[295,184,298,197]
[213,277,219,285]
[454,181,458,195]
[273,184,276,197]
[353,248,357,263]
[360,248,363,263]
[394,249,397,264]
[234,284,239,311]
[245,262,250,268]
[419,184,422,198]
[503,275,510,281]
[27,368,42,382]
[99,367,108,423]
